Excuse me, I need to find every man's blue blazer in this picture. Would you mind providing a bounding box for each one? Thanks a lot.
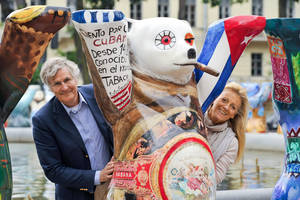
[32,84,113,200]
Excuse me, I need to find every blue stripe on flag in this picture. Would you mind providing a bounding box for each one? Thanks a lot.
[194,68,204,83]
[198,21,225,65]
[103,12,109,22]
[90,11,97,23]
[195,20,225,83]
[201,56,234,112]
[113,11,125,21]
[71,10,86,23]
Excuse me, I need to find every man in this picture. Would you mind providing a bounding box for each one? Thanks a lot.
[32,57,114,200]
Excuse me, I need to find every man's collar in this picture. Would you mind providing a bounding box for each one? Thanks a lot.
[62,91,87,115]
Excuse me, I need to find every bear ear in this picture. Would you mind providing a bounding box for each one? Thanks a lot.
[181,19,191,26]
[126,18,137,32]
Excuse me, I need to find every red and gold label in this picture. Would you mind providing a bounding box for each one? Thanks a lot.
[110,133,216,199]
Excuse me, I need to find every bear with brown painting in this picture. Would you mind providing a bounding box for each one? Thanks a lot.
[72,10,218,200]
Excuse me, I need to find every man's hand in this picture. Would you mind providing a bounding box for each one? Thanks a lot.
[100,157,114,182]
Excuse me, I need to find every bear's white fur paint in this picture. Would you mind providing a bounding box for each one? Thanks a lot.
[128,17,197,85]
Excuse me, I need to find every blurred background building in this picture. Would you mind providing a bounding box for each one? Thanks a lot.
[1,0,299,83]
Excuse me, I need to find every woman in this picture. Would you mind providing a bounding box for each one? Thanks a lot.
[204,82,249,184]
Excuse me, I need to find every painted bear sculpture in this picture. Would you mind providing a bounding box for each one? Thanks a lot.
[265,18,300,200]
[0,5,70,200]
[72,11,217,200]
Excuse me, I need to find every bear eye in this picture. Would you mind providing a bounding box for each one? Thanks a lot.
[155,30,176,50]
[185,33,194,46]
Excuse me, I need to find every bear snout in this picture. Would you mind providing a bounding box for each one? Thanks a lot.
[187,48,196,59]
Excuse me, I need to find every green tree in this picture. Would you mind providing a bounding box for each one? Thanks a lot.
[87,0,115,8]
[202,0,245,7]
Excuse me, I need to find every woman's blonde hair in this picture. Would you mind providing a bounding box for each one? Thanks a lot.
[224,82,249,163]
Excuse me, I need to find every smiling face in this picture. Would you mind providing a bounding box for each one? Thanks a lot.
[208,89,241,125]
[49,67,79,107]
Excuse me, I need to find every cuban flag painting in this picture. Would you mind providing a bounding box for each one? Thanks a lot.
[195,15,266,113]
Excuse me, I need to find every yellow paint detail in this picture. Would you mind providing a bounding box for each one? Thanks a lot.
[48,9,55,15]
[8,6,46,23]
[57,10,64,16]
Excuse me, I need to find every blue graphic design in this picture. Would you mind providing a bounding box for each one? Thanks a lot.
[72,10,124,23]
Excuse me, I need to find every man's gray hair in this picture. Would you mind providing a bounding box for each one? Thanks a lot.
[40,57,81,86]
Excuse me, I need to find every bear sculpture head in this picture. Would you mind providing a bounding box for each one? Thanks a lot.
[128,18,197,85]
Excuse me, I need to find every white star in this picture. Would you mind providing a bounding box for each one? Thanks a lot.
[242,35,254,45]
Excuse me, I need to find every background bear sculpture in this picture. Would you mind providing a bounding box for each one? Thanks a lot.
[0,5,70,200]
[265,18,300,200]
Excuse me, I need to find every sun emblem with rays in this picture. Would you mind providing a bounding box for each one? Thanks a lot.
[155,30,176,50]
